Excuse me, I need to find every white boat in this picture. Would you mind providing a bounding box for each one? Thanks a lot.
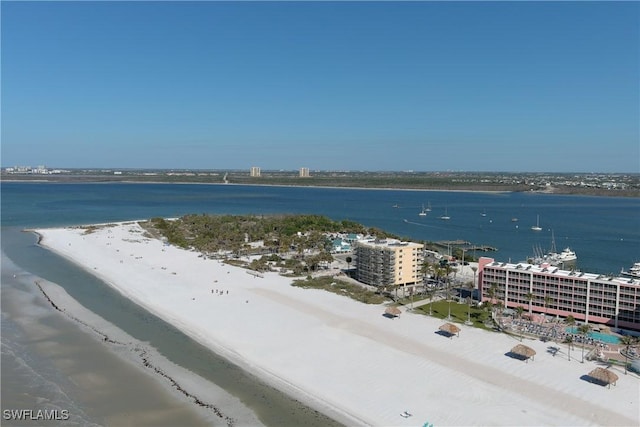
[621,262,640,278]
[426,202,432,212]
[557,247,577,263]
[481,209,487,217]
[549,230,577,263]
[439,207,450,220]
[418,204,427,216]
[530,231,577,266]
[531,215,542,231]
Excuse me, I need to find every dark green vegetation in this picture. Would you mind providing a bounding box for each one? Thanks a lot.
[5,169,639,197]
[292,276,387,304]
[144,214,395,254]
[142,214,398,277]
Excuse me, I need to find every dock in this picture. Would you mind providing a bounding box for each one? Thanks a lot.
[434,240,497,252]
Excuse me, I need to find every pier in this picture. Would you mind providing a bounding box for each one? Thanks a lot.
[434,240,498,252]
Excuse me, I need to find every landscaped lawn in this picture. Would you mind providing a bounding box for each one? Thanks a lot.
[413,300,493,330]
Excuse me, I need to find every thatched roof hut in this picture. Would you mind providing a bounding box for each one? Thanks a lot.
[385,306,401,318]
[587,367,619,388]
[510,344,536,362]
[439,322,461,338]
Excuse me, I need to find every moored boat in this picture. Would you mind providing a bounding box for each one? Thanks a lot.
[531,214,542,231]
[557,247,577,263]
[621,262,640,278]
[439,207,450,220]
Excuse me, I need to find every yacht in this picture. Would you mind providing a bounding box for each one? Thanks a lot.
[621,262,640,278]
[557,247,577,263]
[419,204,427,216]
[548,230,577,263]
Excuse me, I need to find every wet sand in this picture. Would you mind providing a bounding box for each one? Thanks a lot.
[1,256,245,427]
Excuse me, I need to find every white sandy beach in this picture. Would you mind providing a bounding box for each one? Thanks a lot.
[35,222,639,427]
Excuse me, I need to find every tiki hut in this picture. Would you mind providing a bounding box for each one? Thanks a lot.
[439,322,461,338]
[587,367,619,388]
[385,306,401,318]
[510,344,536,362]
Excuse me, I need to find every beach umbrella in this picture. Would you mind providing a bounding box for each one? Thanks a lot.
[385,306,401,317]
[510,344,536,362]
[439,322,461,338]
[587,367,619,388]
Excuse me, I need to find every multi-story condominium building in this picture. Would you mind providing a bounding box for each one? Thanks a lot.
[478,257,640,331]
[250,166,261,177]
[299,167,310,177]
[355,239,424,291]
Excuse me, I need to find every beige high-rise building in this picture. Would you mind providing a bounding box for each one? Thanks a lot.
[250,166,261,177]
[299,167,310,177]
[355,239,424,289]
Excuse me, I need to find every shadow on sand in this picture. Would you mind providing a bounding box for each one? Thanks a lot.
[435,330,456,339]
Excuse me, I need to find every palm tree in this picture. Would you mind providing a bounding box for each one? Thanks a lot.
[426,287,436,316]
[619,335,639,375]
[564,335,574,361]
[446,279,453,321]
[577,324,591,363]
[525,292,534,316]
[465,280,475,326]
[484,283,502,326]
[421,260,435,278]
[542,296,553,324]
[565,315,575,328]
[515,306,525,340]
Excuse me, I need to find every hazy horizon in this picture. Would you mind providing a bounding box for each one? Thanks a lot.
[2,2,638,173]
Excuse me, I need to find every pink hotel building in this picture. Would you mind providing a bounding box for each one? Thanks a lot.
[478,257,640,331]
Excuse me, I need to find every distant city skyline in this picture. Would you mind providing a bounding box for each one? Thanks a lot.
[2,1,638,173]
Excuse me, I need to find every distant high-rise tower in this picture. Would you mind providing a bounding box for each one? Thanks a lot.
[299,167,310,178]
[250,166,261,177]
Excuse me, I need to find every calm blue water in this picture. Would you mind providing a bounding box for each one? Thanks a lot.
[2,182,639,274]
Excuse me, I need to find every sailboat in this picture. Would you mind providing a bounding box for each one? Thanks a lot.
[439,207,450,220]
[480,209,487,217]
[531,215,542,231]
[418,204,427,216]
[425,202,432,212]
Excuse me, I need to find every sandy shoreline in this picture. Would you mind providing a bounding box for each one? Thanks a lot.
[34,221,639,427]
[2,253,265,427]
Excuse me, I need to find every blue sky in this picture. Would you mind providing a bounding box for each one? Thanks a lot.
[2,1,638,172]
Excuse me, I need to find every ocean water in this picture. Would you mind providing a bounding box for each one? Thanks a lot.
[3,182,639,273]
[1,182,639,425]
